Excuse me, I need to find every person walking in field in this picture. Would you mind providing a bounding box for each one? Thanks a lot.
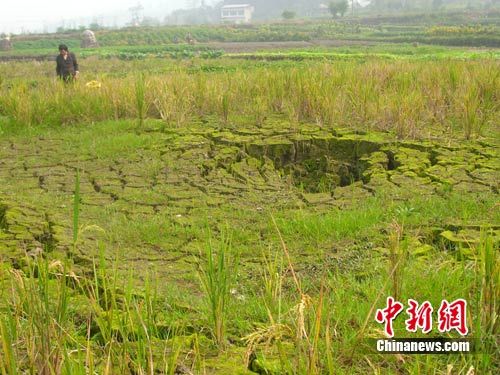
[56,44,79,82]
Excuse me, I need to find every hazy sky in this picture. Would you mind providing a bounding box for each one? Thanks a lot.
[0,0,190,34]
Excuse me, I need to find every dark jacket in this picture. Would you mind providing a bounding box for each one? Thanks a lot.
[56,52,79,79]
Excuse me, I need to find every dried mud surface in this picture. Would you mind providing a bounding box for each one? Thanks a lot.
[0,119,498,280]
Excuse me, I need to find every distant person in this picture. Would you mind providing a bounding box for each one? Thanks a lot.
[56,44,79,82]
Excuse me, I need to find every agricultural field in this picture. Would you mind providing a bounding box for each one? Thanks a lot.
[3,10,500,60]
[0,14,499,375]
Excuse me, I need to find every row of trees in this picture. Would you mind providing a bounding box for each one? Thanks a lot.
[283,1,350,20]
[209,0,498,23]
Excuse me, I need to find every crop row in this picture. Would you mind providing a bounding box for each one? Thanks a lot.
[1,58,497,141]
[6,21,500,53]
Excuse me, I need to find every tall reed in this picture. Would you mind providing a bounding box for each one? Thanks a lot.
[135,73,147,128]
[1,59,497,140]
[474,232,499,372]
[197,229,237,349]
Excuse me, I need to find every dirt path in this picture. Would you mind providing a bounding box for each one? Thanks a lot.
[202,39,376,53]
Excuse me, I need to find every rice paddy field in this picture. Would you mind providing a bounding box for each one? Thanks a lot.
[0,13,499,375]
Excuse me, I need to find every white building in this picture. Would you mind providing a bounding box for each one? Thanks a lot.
[221,4,254,24]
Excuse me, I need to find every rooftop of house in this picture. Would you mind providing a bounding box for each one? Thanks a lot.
[221,4,253,9]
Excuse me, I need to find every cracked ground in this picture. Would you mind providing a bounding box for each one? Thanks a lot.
[0,118,498,287]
